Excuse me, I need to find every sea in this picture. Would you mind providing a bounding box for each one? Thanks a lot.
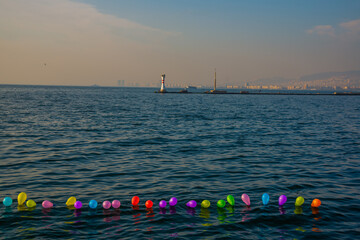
[0,85,359,239]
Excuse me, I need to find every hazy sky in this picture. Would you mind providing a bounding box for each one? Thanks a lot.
[1,0,360,86]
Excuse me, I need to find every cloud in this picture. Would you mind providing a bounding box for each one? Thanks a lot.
[0,0,180,44]
[307,19,360,40]
[339,19,360,39]
[340,19,360,31]
[307,25,335,36]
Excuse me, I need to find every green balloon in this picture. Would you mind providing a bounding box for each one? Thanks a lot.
[227,195,235,206]
[217,199,226,208]
[295,196,304,207]
[201,200,211,208]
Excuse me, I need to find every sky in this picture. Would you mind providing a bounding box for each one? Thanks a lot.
[0,0,360,87]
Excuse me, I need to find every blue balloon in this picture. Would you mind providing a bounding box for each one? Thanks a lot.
[89,200,98,209]
[262,193,269,205]
[3,197,13,207]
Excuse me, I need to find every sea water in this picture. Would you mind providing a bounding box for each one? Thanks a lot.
[0,85,359,239]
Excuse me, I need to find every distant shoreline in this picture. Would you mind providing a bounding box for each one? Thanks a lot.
[1,84,359,95]
[155,91,360,96]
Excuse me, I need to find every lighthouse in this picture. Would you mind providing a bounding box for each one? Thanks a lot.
[160,73,167,93]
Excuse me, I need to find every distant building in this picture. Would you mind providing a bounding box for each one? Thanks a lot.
[118,80,125,87]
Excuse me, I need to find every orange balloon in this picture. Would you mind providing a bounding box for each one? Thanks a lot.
[311,199,321,208]
[145,200,153,208]
[132,196,140,206]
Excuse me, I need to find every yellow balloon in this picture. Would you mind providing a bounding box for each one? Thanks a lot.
[295,196,305,207]
[17,192,27,205]
[26,199,36,208]
[66,196,76,206]
[201,200,211,208]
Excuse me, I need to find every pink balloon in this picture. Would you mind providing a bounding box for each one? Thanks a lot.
[103,201,111,209]
[278,195,287,206]
[241,194,251,206]
[42,200,53,208]
[112,200,121,209]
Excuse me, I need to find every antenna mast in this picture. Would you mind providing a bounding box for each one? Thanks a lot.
[214,68,216,90]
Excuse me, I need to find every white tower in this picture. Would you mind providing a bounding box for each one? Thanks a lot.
[160,73,166,92]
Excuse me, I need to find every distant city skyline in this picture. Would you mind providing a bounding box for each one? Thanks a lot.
[1,0,360,87]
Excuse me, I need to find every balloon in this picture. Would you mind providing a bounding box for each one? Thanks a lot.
[295,196,304,207]
[262,193,269,205]
[311,199,321,208]
[169,197,178,206]
[145,200,153,208]
[66,197,76,207]
[74,201,82,209]
[112,200,121,209]
[186,200,197,208]
[18,192,27,205]
[42,200,53,208]
[159,200,167,208]
[103,201,111,209]
[201,200,210,208]
[279,195,287,206]
[227,195,235,206]
[132,196,140,206]
[217,199,226,208]
[3,197,13,207]
[26,200,36,208]
[89,200,98,209]
[241,194,251,206]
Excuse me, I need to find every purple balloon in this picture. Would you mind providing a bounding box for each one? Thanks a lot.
[74,201,82,209]
[186,200,197,208]
[159,200,167,208]
[169,197,177,206]
[279,195,287,206]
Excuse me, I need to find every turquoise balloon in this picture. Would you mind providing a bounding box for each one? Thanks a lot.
[3,197,13,207]
[262,193,269,205]
[89,200,98,209]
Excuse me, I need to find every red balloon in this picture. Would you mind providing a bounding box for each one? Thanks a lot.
[132,196,140,206]
[145,200,153,208]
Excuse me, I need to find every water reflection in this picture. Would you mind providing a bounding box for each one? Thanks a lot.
[200,208,210,219]
[42,207,51,217]
[103,209,112,222]
[169,206,176,214]
[279,206,286,215]
[294,206,303,215]
[159,208,166,215]
[17,205,27,211]
[311,207,322,232]
[74,209,81,217]
[217,208,226,223]
[133,212,141,225]
[146,208,155,218]
[186,207,196,216]
[241,206,251,222]
[226,205,234,215]
[200,208,213,227]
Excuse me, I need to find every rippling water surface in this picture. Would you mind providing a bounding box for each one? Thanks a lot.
[0,85,359,239]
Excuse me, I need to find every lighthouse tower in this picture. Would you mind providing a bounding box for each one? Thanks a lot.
[160,73,167,93]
